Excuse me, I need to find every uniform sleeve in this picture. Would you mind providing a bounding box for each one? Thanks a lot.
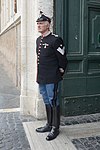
[53,37,68,75]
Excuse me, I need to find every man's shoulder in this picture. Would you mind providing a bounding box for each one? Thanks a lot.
[50,33,63,44]
[51,33,63,41]
[37,36,41,40]
[51,33,59,38]
[49,33,63,43]
[50,33,60,39]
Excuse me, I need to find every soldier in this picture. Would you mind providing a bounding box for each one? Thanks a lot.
[36,11,68,141]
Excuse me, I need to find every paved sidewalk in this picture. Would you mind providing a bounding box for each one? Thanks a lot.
[0,64,35,150]
[61,114,100,150]
[24,115,100,150]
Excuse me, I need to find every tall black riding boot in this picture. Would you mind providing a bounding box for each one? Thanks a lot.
[46,105,60,140]
[36,104,52,133]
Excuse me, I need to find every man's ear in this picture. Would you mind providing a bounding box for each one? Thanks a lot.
[47,22,50,29]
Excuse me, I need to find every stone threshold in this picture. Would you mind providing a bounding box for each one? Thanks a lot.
[23,121,77,150]
[23,121,100,150]
[0,107,20,113]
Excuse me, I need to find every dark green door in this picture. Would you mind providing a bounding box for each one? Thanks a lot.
[54,0,100,116]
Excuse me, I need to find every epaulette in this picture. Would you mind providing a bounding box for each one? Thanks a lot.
[52,33,59,37]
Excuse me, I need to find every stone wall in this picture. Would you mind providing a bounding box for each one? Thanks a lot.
[0,21,21,87]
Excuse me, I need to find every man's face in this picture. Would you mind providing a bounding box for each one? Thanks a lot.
[37,21,50,34]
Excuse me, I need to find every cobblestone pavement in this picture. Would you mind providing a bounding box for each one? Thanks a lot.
[61,113,100,126]
[61,113,100,150]
[0,64,35,150]
[0,112,35,150]
[72,136,100,150]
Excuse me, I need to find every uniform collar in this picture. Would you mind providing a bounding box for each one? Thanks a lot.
[42,31,51,38]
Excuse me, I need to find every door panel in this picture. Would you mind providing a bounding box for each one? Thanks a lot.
[55,0,100,116]
[67,0,81,54]
[63,78,86,97]
[86,77,100,94]
[87,2,100,96]
[88,7,100,52]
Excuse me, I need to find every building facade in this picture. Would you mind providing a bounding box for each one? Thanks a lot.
[0,0,21,87]
[0,0,100,119]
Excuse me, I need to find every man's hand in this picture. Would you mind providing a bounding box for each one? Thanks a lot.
[59,68,64,73]
[59,68,64,76]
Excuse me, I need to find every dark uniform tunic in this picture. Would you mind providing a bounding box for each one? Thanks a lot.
[36,33,67,84]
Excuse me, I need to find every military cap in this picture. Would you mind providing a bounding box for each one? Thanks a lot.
[36,11,51,23]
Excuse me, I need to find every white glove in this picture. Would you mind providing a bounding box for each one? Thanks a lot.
[59,68,64,73]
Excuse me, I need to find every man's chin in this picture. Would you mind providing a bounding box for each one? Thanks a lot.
[38,30,42,33]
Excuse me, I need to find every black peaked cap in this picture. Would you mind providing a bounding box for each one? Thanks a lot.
[36,11,51,23]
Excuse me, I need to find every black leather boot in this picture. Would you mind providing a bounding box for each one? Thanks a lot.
[36,104,52,133]
[46,105,60,140]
